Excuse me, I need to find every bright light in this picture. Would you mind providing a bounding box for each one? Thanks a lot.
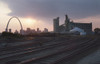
[25,18,36,24]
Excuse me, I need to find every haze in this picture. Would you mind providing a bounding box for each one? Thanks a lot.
[0,0,100,32]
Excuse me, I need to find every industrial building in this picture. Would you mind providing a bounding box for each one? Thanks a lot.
[53,15,92,35]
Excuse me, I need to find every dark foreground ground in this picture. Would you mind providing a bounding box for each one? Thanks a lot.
[62,40,100,64]
[0,35,100,64]
[58,35,100,64]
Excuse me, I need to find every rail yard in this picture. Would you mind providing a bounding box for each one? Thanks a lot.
[0,36,100,64]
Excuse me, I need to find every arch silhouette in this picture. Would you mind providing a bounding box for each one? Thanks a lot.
[5,16,23,33]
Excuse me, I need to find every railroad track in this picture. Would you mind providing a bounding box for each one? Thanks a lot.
[0,38,70,56]
[0,37,92,64]
[51,39,98,64]
[0,37,81,56]
[17,39,96,64]
[0,38,56,52]
[0,37,79,64]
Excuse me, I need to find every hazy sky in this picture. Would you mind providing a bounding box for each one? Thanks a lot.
[0,0,100,32]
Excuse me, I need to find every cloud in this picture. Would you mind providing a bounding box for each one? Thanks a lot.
[1,0,100,20]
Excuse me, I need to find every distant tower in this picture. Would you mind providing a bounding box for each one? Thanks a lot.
[53,17,59,33]
[65,15,70,31]
[9,29,12,33]
[37,28,41,33]
[44,28,48,32]
[14,30,19,34]
[26,28,31,34]
[20,29,24,35]
[37,28,39,32]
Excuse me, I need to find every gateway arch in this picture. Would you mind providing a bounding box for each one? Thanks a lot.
[5,16,23,34]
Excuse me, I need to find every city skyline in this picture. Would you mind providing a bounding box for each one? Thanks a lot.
[0,0,100,32]
[8,27,48,34]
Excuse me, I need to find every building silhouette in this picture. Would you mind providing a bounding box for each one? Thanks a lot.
[53,17,59,33]
[14,30,19,34]
[53,15,92,34]
[9,29,12,33]
[43,28,48,32]
[37,28,41,33]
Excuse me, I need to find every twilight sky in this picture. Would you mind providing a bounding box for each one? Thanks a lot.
[0,0,100,32]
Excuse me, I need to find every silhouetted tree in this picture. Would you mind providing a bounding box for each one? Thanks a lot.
[94,28,100,35]
[1,32,23,38]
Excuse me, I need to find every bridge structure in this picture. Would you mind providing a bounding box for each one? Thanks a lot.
[5,16,23,34]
